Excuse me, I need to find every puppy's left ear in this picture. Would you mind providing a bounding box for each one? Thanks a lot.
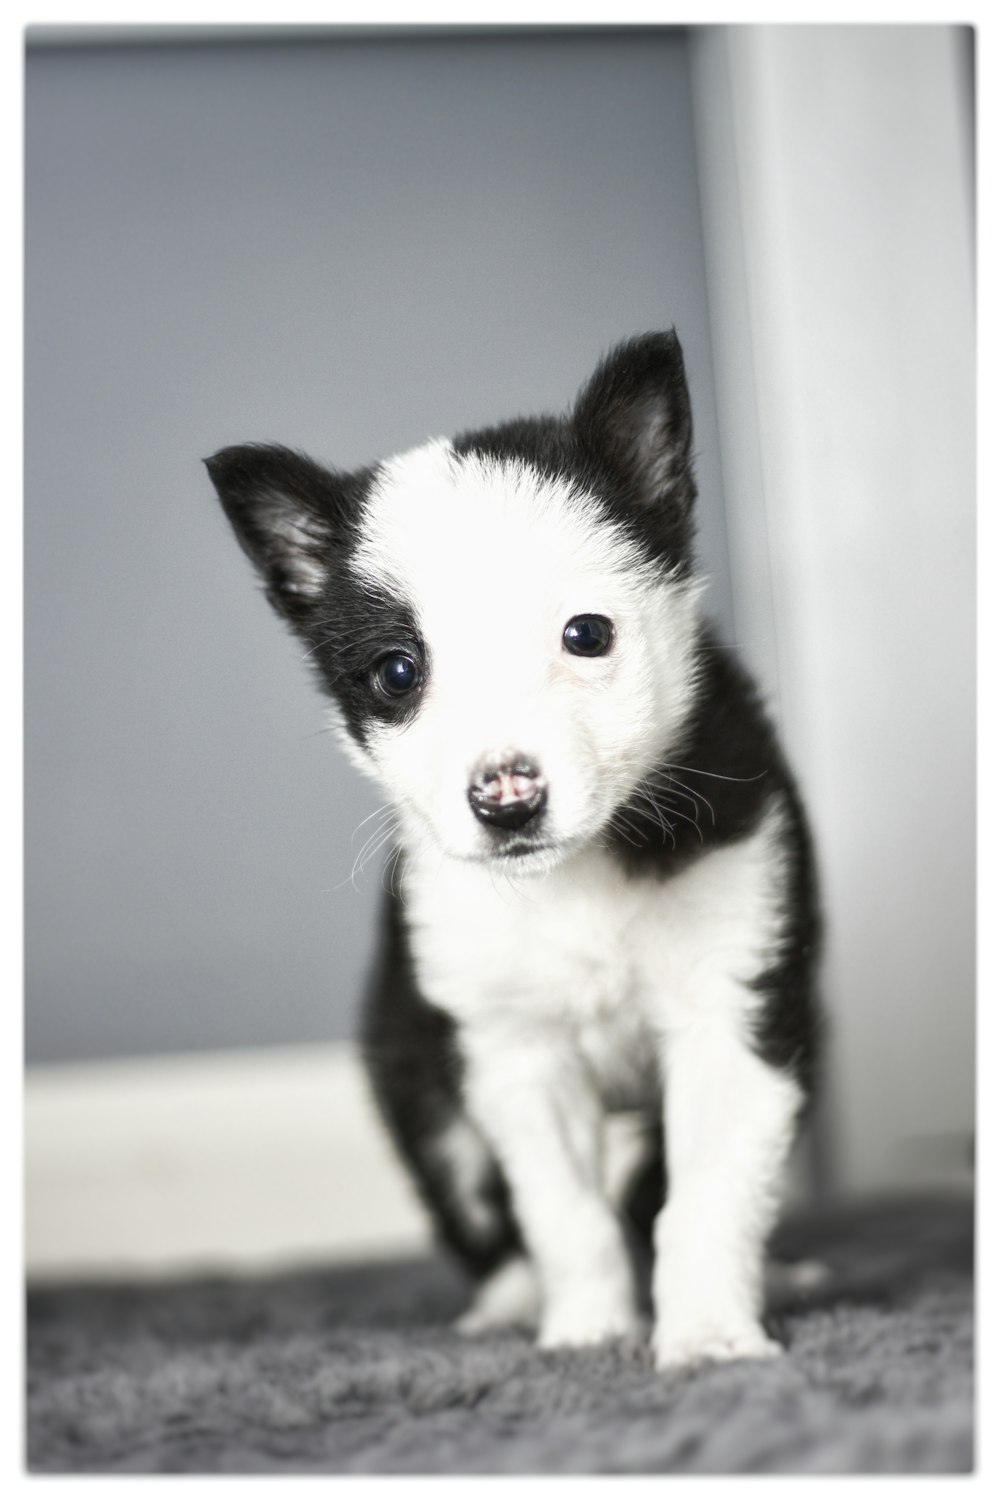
[573,331,696,530]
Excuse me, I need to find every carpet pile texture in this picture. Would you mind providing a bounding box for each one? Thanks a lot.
[26,1196,973,1474]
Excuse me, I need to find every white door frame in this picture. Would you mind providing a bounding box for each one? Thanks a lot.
[690,24,975,1196]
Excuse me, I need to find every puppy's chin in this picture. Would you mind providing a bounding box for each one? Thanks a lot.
[480,843,566,877]
[442,830,588,878]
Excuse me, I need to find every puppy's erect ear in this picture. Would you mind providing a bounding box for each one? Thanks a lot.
[205,444,357,628]
[573,331,696,533]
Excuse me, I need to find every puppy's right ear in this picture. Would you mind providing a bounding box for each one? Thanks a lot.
[205,444,355,628]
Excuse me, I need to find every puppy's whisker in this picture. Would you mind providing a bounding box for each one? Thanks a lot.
[347,816,400,891]
[639,772,707,825]
[663,761,768,785]
[356,834,398,893]
[323,827,395,895]
[351,801,396,844]
[607,811,644,848]
[382,842,406,898]
[630,784,677,849]
[299,724,341,741]
[665,775,716,827]
[351,818,395,872]
[638,767,718,826]
[656,796,704,845]
[299,634,343,663]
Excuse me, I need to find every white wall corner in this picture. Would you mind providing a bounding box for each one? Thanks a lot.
[690,25,975,1197]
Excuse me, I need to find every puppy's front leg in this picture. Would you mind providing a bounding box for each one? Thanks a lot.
[653,1017,803,1369]
[462,1026,639,1348]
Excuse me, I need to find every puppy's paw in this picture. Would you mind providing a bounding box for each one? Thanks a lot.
[454,1256,541,1335]
[538,1283,641,1349]
[653,1319,782,1370]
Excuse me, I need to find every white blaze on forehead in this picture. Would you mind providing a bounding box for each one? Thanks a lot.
[351,438,654,620]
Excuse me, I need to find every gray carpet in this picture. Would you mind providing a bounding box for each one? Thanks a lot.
[26,1197,973,1474]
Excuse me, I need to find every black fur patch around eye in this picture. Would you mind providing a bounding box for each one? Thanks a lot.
[301,563,429,747]
[207,446,427,746]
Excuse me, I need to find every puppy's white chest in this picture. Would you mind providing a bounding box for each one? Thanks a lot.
[406,849,640,1019]
[404,802,786,1051]
[403,848,664,1105]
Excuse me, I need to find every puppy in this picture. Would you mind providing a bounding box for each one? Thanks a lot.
[207,331,820,1367]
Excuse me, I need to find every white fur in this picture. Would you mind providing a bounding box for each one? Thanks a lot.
[349,440,704,867]
[455,1255,541,1335]
[430,1117,501,1243]
[405,797,800,1364]
[344,440,800,1365]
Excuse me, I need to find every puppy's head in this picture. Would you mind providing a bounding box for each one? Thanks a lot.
[207,332,703,872]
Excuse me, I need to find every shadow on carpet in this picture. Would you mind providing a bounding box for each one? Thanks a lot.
[26,1196,973,1474]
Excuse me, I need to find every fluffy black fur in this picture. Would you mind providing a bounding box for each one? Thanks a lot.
[206,330,821,1285]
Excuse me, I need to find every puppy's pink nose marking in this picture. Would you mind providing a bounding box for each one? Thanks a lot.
[480,771,541,805]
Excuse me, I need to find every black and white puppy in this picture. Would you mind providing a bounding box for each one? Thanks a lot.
[207,332,820,1368]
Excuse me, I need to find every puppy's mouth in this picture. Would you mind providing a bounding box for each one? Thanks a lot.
[492,836,555,860]
[466,828,577,873]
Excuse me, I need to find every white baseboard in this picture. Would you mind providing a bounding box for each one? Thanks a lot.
[25,1042,434,1282]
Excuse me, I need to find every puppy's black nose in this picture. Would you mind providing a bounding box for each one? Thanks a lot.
[468,761,547,831]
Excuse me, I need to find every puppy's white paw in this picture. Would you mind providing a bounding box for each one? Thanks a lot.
[455,1256,541,1335]
[654,1320,782,1370]
[538,1283,641,1349]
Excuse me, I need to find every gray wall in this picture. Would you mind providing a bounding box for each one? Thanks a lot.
[26,31,732,1063]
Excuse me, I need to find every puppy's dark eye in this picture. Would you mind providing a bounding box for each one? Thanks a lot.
[562,615,613,658]
[373,652,421,698]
